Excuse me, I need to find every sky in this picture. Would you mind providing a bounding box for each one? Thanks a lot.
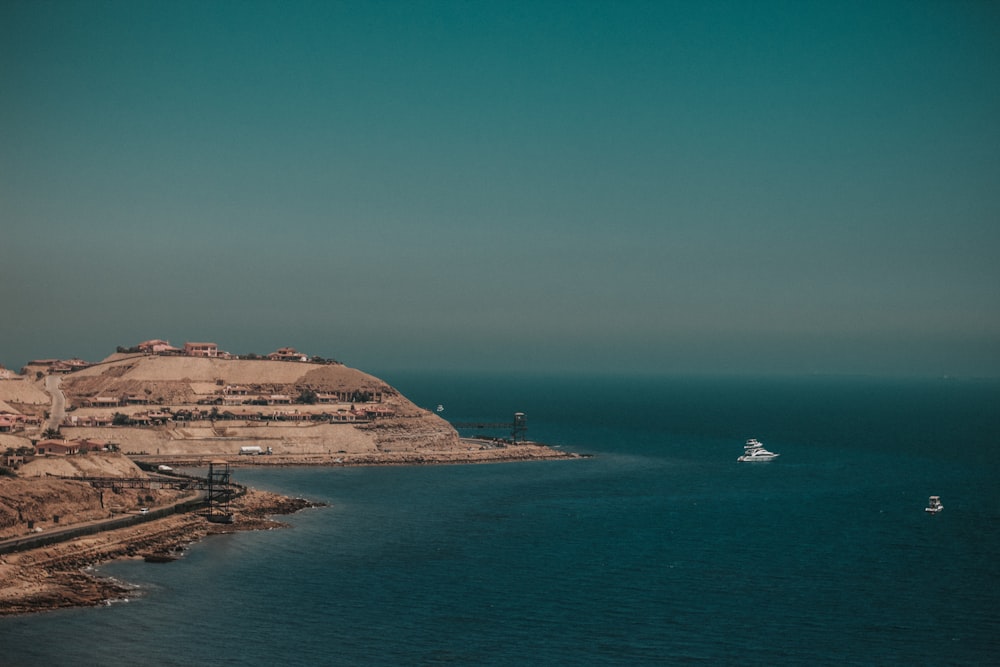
[2,0,999,377]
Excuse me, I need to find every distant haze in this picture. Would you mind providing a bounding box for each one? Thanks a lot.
[2,1,998,377]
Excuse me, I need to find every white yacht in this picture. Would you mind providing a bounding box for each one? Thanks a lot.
[738,438,780,462]
[925,496,943,514]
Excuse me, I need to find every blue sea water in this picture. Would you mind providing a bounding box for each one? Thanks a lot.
[2,373,999,665]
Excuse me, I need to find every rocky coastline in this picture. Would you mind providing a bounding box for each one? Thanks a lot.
[0,488,321,617]
[0,347,581,616]
[0,446,579,617]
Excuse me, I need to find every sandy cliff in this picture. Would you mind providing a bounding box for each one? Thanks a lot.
[0,453,187,541]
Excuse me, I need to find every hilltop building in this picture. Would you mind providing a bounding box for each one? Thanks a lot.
[268,347,308,362]
[137,339,182,355]
[184,342,219,358]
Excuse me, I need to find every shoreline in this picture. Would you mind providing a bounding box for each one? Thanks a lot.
[0,444,585,617]
[0,487,320,617]
[133,441,586,468]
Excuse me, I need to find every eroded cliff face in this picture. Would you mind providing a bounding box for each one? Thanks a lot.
[0,479,104,538]
[0,454,182,540]
[17,452,147,478]
[359,414,464,452]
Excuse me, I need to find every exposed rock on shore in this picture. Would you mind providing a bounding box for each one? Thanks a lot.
[0,488,322,616]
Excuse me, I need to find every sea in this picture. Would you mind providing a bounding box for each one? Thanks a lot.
[2,372,999,666]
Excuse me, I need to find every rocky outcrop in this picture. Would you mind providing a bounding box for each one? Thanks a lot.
[360,414,464,452]
[0,454,186,540]
[0,478,106,537]
[0,488,320,616]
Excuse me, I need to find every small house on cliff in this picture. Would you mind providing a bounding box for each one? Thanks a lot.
[35,439,80,456]
[138,339,182,354]
[184,342,219,358]
[268,347,308,362]
[0,415,16,433]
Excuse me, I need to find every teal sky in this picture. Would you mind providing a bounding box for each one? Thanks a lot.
[2,1,999,376]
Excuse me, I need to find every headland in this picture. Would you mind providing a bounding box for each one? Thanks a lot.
[0,340,579,615]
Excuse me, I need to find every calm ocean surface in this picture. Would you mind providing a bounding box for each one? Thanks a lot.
[2,373,999,665]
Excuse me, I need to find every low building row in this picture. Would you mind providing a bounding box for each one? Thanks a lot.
[61,404,396,428]
[0,412,43,433]
[24,358,92,373]
[34,438,111,456]
[136,340,315,362]
[81,388,385,409]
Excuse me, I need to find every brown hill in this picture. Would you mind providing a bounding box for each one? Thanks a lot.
[61,354,413,411]
[55,354,463,461]
[0,374,51,419]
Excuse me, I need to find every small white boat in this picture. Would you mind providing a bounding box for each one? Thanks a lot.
[738,438,780,462]
[436,404,444,412]
[925,495,943,514]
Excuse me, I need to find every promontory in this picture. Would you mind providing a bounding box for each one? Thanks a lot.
[0,341,576,615]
